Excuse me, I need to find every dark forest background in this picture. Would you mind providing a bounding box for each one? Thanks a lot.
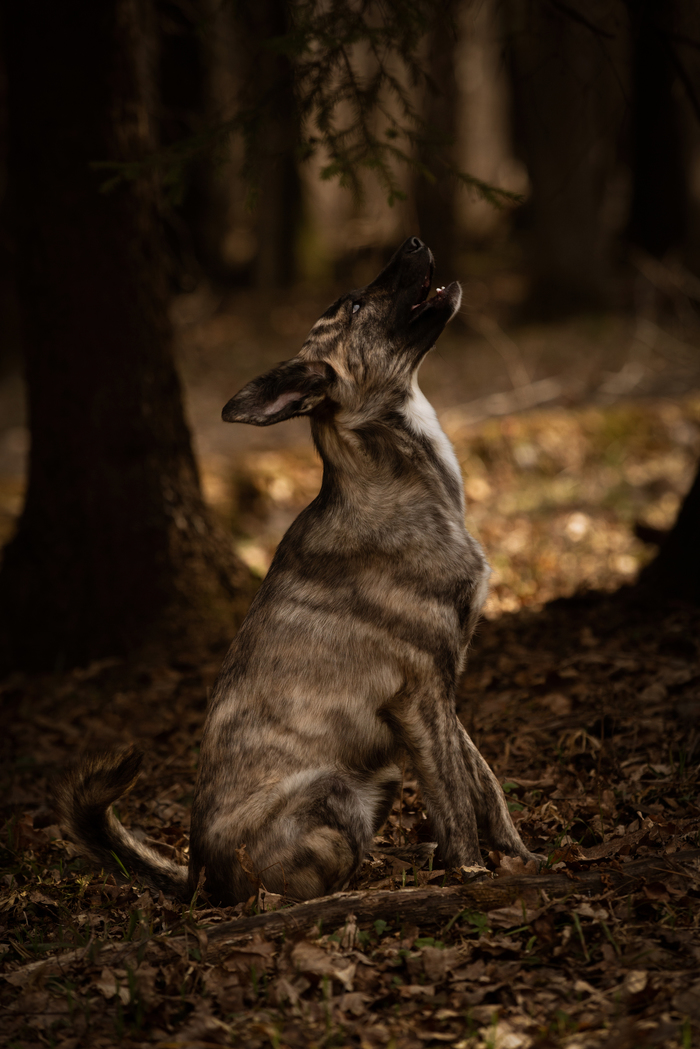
[0,0,699,669]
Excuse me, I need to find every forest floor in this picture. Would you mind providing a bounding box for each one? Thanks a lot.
[1,386,700,1048]
[1,286,700,1047]
[1,589,699,1049]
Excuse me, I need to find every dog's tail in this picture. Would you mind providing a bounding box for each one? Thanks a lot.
[55,746,190,901]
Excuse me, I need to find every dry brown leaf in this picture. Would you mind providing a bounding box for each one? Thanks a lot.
[290,940,356,991]
[93,967,130,1005]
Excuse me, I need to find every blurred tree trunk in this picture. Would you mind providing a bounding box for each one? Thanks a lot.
[0,36,20,376]
[188,0,252,286]
[415,0,459,276]
[0,0,254,673]
[157,0,253,288]
[155,0,300,290]
[625,0,686,257]
[506,0,624,314]
[238,0,301,289]
[156,0,211,289]
[632,1,700,603]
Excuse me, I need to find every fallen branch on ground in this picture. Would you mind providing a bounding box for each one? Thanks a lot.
[204,849,700,952]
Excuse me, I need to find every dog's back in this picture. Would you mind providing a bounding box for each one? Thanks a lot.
[58,238,537,904]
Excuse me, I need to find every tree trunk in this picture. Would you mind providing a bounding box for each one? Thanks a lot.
[415,0,459,276]
[157,0,253,288]
[629,1,699,603]
[0,0,254,674]
[625,0,687,257]
[638,462,700,603]
[506,0,625,315]
[237,0,302,289]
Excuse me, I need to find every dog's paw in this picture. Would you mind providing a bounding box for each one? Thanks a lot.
[489,850,543,875]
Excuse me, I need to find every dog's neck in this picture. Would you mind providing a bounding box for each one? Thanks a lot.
[402,374,464,506]
[310,374,465,528]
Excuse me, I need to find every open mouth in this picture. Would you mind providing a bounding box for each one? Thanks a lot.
[410,262,458,320]
[411,262,434,311]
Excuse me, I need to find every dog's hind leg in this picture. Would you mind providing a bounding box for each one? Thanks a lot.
[241,766,401,901]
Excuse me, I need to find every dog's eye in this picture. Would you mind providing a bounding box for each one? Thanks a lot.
[352,302,361,314]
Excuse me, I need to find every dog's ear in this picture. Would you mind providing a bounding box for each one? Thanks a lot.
[222,359,333,426]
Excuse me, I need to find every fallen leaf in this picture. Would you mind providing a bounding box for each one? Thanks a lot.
[624,970,648,996]
[93,968,130,1005]
[290,940,356,991]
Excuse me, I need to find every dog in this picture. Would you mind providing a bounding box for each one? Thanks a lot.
[57,237,539,904]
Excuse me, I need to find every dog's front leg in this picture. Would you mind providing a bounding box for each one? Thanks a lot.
[383,695,483,868]
[455,721,541,865]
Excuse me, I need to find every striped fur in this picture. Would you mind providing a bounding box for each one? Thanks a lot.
[57,237,538,904]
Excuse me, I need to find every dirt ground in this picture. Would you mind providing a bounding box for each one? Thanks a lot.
[1,283,700,1047]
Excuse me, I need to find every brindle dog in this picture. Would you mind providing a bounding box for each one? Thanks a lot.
[57,237,539,904]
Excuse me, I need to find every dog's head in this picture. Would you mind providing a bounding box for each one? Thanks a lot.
[222,237,461,426]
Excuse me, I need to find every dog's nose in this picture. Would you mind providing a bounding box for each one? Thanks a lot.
[408,236,424,252]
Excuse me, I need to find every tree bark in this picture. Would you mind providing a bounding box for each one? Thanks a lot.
[0,0,254,673]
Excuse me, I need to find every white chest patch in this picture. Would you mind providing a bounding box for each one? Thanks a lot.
[403,376,464,502]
